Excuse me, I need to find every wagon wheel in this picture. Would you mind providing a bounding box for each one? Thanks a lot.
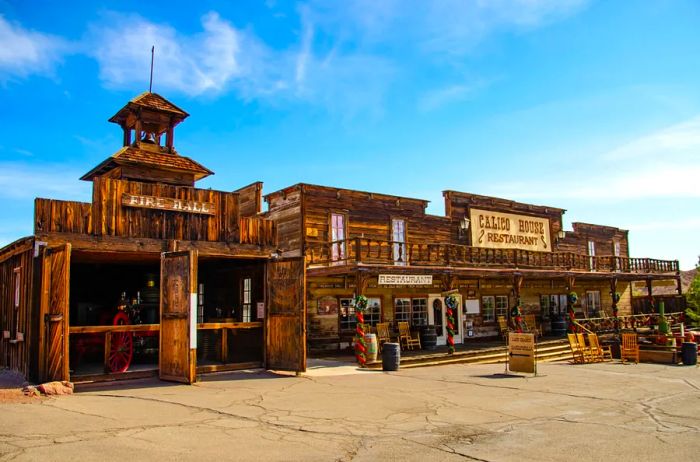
[108,311,133,373]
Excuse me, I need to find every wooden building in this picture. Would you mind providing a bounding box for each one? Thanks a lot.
[264,184,681,350]
[0,93,305,384]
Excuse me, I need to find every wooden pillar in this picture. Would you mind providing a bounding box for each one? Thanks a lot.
[166,120,174,152]
[676,277,683,296]
[123,127,132,146]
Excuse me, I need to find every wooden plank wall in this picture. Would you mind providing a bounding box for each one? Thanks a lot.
[91,177,240,242]
[556,222,630,258]
[239,217,276,246]
[0,238,36,378]
[235,182,263,218]
[35,199,92,235]
[266,259,306,371]
[444,191,565,245]
[300,185,450,251]
[265,189,303,255]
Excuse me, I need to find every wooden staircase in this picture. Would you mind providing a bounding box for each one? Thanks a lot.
[366,338,571,369]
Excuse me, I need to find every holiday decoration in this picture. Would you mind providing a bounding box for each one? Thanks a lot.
[567,292,578,333]
[353,295,368,366]
[444,294,458,354]
[611,291,621,331]
[511,298,524,333]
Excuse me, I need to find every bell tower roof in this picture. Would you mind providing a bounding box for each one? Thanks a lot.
[81,92,213,187]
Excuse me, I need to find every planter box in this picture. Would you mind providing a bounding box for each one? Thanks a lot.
[639,348,678,364]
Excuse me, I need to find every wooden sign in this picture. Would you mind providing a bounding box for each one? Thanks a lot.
[470,208,551,252]
[122,193,216,215]
[508,332,536,374]
[378,274,433,286]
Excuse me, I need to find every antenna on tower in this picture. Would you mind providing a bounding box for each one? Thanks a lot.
[149,46,155,93]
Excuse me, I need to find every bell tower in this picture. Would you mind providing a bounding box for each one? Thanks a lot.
[81,92,213,187]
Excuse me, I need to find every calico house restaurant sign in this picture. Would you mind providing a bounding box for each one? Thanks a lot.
[378,274,433,286]
[469,208,551,252]
[122,193,216,215]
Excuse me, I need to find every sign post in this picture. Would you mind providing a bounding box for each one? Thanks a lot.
[508,332,536,375]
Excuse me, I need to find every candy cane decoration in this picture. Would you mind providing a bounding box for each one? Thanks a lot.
[567,292,578,333]
[354,295,368,366]
[612,292,620,331]
[445,295,458,354]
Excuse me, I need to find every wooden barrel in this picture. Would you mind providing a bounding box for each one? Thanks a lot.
[382,342,400,371]
[420,325,438,350]
[364,333,378,363]
[681,342,698,366]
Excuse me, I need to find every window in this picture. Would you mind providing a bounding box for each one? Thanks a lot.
[331,213,346,263]
[242,278,252,322]
[391,219,407,265]
[588,240,596,271]
[495,296,509,318]
[364,298,381,327]
[586,291,601,317]
[14,268,21,309]
[339,298,356,332]
[394,297,428,326]
[411,298,428,327]
[613,241,621,257]
[394,298,411,323]
[197,283,205,323]
[481,296,495,322]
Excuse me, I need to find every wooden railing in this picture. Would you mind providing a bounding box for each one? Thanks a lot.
[239,217,276,246]
[576,312,685,334]
[306,238,679,274]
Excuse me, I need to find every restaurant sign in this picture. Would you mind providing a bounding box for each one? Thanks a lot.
[378,274,433,286]
[122,193,216,215]
[470,208,551,252]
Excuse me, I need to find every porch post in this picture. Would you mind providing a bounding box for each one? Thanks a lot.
[610,277,619,332]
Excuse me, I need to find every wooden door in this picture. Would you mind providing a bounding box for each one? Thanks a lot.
[39,244,71,382]
[159,250,197,384]
[265,259,306,372]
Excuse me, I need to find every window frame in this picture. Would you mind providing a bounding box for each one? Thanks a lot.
[391,218,407,266]
[481,295,496,322]
[339,297,356,332]
[330,212,347,264]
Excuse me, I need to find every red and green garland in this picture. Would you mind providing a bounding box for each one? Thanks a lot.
[444,294,458,354]
[353,295,368,366]
[611,291,621,331]
[511,298,524,333]
[567,291,578,333]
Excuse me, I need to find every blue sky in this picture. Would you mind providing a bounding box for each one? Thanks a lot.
[1,0,699,269]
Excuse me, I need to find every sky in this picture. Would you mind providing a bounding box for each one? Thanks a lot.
[0,0,699,269]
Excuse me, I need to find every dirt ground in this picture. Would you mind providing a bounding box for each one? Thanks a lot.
[0,369,43,404]
[1,360,699,461]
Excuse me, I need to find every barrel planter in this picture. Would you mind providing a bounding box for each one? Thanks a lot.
[382,342,401,371]
[420,325,438,351]
[364,333,378,363]
[550,315,567,337]
[681,342,698,366]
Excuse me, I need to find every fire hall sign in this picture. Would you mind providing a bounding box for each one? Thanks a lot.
[122,193,216,215]
[469,208,551,252]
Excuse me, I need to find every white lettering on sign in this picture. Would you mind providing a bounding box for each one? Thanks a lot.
[470,208,551,252]
[122,193,216,215]
[378,274,433,286]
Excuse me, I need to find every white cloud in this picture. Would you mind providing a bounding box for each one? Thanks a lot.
[418,79,492,111]
[0,15,69,81]
[90,12,245,96]
[488,115,700,201]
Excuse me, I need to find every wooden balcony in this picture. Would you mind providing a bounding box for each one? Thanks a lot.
[306,238,679,275]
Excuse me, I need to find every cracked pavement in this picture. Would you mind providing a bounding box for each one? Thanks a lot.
[1,361,699,461]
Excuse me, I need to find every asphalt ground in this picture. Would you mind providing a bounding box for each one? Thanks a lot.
[1,360,699,461]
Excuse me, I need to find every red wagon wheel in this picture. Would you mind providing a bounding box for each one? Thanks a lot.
[108,311,133,373]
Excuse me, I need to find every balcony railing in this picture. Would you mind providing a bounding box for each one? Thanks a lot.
[306,238,679,274]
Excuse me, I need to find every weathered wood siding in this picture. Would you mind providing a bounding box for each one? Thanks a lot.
[265,188,302,255]
[91,177,239,242]
[557,222,630,258]
[235,182,263,218]
[443,190,565,245]
[0,238,36,378]
[35,199,93,235]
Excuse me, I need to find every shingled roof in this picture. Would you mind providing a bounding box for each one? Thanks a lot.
[80,146,213,181]
[109,92,189,124]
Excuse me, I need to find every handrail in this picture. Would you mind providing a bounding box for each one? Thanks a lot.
[306,238,679,274]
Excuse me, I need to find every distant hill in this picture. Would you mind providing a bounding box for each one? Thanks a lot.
[681,268,697,293]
